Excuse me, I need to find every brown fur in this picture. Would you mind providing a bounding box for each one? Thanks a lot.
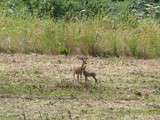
[83,68,98,84]
[73,57,87,82]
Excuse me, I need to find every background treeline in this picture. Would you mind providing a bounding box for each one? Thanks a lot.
[1,0,160,19]
[0,0,160,58]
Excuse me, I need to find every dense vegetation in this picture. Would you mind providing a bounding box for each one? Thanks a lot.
[1,0,160,19]
[0,0,160,58]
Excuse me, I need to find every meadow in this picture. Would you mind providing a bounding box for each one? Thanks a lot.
[0,0,160,120]
[0,16,160,58]
[0,0,160,58]
[0,54,160,120]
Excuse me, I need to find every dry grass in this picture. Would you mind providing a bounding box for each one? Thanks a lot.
[0,17,160,58]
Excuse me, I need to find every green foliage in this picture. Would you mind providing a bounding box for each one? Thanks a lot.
[0,0,160,58]
[0,0,160,20]
[0,16,160,58]
[0,0,132,20]
[130,0,160,19]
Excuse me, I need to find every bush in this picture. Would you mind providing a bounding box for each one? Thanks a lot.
[0,0,132,20]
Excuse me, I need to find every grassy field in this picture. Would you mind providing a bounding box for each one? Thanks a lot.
[0,16,160,58]
[0,54,160,120]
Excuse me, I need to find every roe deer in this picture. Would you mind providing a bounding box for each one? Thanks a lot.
[83,67,98,84]
[73,57,88,82]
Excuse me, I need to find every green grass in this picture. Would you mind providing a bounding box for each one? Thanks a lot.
[0,116,17,120]
[1,108,159,120]
[0,69,159,101]
[0,16,160,58]
[0,80,113,99]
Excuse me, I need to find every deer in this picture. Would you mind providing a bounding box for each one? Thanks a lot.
[82,66,98,84]
[73,56,88,83]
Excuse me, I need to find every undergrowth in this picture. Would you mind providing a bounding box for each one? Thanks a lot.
[0,16,160,58]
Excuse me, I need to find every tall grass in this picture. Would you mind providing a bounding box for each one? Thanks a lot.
[0,15,160,58]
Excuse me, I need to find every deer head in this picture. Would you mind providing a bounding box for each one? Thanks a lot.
[78,56,88,64]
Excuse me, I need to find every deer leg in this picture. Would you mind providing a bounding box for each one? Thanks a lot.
[73,73,76,82]
[80,72,82,78]
[93,76,98,83]
[77,74,80,83]
[85,76,89,84]
[85,76,89,89]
